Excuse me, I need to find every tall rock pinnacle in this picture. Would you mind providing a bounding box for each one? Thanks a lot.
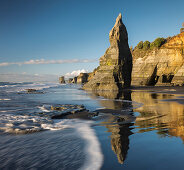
[109,13,125,47]
[83,13,132,91]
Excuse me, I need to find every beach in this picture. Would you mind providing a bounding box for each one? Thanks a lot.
[0,82,184,169]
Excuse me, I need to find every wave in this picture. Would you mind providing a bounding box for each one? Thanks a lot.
[0,85,18,88]
[0,115,104,170]
[0,82,31,87]
[37,105,50,113]
[19,82,60,91]
[0,114,53,134]
[0,82,60,92]
[42,119,104,170]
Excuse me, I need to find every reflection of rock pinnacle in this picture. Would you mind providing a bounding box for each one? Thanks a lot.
[107,122,133,164]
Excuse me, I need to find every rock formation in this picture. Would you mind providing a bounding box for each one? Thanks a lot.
[132,32,184,86]
[68,78,73,83]
[72,77,77,83]
[59,76,65,84]
[77,73,89,84]
[83,13,132,91]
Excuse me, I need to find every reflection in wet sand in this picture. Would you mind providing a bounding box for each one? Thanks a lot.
[89,90,134,164]
[106,122,133,164]
[88,88,184,165]
[132,91,184,141]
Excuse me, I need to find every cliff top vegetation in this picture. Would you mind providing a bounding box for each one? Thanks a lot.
[135,37,167,51]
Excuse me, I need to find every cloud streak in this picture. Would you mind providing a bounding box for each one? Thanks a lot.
[0,59,97,67]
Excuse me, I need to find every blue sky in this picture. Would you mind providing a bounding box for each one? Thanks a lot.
[0,0,183,81]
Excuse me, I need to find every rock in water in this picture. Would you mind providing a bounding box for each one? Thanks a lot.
[83,13,132,91]
[59,76,65,84]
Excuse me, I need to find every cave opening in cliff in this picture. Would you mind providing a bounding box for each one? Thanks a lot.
[147,66,158,86]
[162,74,174,83]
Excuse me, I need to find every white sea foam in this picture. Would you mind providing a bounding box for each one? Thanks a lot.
[20,83,60,92]
[78,122,104,170]
[0,114,53,134]
[37,105,50,112]
[41,119,104,170]
[2,82,60,92]
[0,85,17,88]
[0,114,104,170]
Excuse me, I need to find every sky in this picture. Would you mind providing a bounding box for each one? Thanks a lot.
[0,0,183,82]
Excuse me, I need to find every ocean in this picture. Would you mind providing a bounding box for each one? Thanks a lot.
[1,82,184,170]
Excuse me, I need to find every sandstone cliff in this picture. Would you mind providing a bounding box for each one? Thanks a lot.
[83,13,132,91]
[132,32,184,86]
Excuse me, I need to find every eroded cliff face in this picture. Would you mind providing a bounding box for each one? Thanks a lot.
[83,13,132,91]
[132,32,184,86]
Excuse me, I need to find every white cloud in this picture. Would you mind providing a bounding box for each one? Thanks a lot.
[0,59,97,67]
[0,62,12,66]
[65,69,87,78]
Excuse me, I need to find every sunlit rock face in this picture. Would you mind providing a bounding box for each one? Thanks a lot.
[132,32,184,86]
[83,13,132,91]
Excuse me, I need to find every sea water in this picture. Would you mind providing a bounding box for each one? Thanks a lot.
[0,82,104,169]
[1,82,184,170]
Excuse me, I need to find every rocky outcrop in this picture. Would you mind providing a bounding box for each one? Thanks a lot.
[77,73,89,84]
[72,77,77,83]
[59,76,65,84]
[68,78,73,83]
[132,32,184,86]
[83,13,132,91]
[68,77,79,84]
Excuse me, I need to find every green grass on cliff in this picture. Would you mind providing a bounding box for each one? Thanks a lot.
[135,37,166,51]
[143,41,150,50]
[150,38,166,48]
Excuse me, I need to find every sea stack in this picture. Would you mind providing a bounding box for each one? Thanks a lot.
[59,76,65,84]
[83,13,132,91]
